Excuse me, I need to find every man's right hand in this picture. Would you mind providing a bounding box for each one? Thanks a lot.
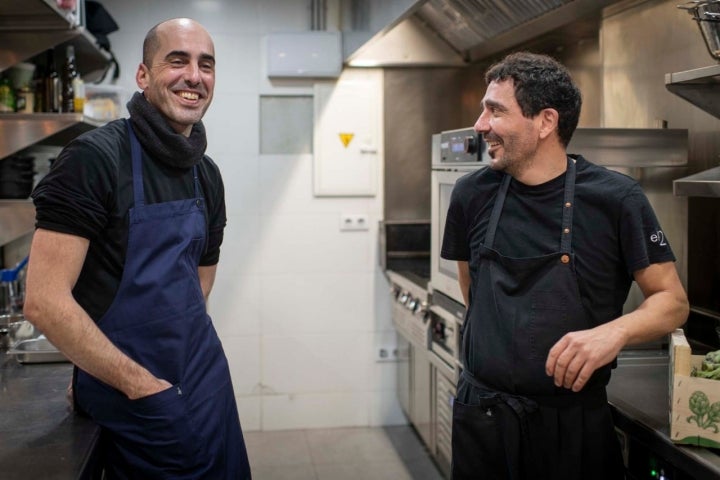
[127,377,173,400]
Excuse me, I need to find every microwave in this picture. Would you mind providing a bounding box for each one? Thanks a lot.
[430,128,489,305]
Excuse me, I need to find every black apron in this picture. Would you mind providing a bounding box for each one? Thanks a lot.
[451,158,624,480]
[75,121,251,479]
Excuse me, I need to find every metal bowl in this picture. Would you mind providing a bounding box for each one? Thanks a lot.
[679,1,720,61]
[4,319,68,363]
[7,337,68,364]
[7,319,40,345]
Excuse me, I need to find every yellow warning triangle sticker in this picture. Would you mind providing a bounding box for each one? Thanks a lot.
[339,133,354,148]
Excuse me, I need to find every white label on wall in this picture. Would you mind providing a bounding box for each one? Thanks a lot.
[313,69,383,197]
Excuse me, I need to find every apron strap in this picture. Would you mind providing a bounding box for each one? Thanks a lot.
[484,173,511,248]
[559,157,577,253]
[483,157,578,253]
[192,164,201,199]
[126,119,145,207]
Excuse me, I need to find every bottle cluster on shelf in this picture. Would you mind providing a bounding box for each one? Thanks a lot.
[0,46,85,115]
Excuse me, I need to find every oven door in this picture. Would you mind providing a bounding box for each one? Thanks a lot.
[431,169,470,305]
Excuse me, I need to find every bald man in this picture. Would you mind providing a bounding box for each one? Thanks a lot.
[25,19,251,478]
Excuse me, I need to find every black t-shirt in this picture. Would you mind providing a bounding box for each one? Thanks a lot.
[441,154,675,322]
[31,119,227,321]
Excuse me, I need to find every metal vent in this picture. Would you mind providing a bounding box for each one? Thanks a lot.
[416,0,574,53]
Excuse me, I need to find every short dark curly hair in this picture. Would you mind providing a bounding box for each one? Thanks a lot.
[485,52,581,147]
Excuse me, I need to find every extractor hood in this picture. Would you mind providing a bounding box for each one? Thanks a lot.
[347,0,623,66]
[666,65,720,198]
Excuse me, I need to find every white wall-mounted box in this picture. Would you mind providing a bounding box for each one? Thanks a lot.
[266,32,342,78]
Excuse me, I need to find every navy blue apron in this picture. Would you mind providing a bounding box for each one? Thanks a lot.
[451,158,624,480]
[75,120,251,479]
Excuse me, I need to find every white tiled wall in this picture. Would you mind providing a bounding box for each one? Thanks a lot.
[100,0,402,430]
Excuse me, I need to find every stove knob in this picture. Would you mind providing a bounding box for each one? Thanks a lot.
[407,298,417,310]
[415,300,428,315]
[399,292,409,305]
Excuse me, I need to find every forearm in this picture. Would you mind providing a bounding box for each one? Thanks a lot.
[546,262,688,391]
[457,261,470,306]
[605,287,688,347]
[198,264,217,302]
[24,296,166,399]
[24,229,167,400]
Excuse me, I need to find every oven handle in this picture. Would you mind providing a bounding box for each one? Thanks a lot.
[430,304,459,322]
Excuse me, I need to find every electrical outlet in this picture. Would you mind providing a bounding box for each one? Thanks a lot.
[339,213,369,231]
[375,345,398,362]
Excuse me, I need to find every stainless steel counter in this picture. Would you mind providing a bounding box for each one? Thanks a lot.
[607,351,720,478]
[0,353,101,480]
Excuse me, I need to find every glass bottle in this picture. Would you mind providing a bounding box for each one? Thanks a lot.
[43,49,61,113]
[0,76,15,113]
[61,45,78,113]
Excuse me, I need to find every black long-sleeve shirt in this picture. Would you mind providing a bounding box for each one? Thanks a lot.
[32,119,227,321]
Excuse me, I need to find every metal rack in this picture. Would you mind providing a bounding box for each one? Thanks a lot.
[0,0,110,247]
[665,64,720,121]
[0,0,109,80]
[665,64,720,198]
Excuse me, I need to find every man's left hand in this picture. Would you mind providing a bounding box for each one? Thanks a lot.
[545,324,627,392]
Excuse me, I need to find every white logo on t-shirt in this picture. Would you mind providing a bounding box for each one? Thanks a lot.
[650,230,667,246]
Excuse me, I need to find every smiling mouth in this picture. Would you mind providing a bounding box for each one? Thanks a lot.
[177,91,200,101]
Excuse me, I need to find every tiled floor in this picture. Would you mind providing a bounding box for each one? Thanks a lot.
[244,425,446,480]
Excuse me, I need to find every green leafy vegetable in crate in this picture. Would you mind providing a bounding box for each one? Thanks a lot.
[691,349,720,380]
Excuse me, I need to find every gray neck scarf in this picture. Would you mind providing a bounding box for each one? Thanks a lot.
[126,92,207,169]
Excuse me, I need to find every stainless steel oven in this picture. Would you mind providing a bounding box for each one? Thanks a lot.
[423,284,464,480]
[430,342,458,479]
[428,289,464,480]
[427,127,485,478]
[387,271,433,450]
[430,127,489,306]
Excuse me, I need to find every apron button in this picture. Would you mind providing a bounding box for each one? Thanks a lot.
[563,227,570,234]
[565,202,572,208]
[196,199,202,207]
[561,254,570,264]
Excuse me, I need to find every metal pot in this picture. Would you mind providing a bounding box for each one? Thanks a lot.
[679,1,720,61]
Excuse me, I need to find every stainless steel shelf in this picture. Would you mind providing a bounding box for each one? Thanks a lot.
[0,1,107,247]
[0,200,35,246]
[674,165,720,198]
[0,0,109,81]
[665,64,720,120]
[665,65,720,197]
[567,128,689,167]
[0,113,101,245]
[0,113,101,159]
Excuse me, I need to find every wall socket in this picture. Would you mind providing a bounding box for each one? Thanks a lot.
[375,345,398,362]
[339,213,369,231]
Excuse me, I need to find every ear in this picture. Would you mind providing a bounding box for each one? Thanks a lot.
[135,63,149,90]
[537,108,559,141]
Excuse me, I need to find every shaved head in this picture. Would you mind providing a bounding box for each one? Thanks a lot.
[142,18,211,67]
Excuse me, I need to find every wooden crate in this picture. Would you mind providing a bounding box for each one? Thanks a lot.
[669,329,720,448]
